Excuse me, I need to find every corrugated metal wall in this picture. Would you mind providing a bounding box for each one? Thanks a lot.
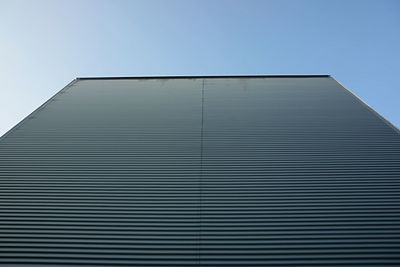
[0,77,399,266]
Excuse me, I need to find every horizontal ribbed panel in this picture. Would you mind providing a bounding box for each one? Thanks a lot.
[0,77,399,266]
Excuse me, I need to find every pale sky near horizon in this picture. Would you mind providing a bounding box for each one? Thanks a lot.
[0,0,399,136]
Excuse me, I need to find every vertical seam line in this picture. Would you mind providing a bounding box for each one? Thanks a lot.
[198,79,205,266]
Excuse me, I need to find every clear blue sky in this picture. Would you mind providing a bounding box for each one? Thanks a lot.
[1,0,399,135]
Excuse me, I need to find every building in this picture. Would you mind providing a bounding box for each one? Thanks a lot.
[0,75,399,266]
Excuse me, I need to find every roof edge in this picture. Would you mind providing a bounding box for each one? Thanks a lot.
[76,74,331,80]
[332,77,400,135]
[0,78,79,141]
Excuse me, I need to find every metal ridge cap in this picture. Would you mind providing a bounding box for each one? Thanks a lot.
[76,74,331,80]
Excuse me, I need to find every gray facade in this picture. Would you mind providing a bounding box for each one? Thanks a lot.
[0,76,399,266]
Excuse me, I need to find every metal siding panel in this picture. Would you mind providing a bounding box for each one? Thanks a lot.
[200,77,400,266]
[0,76,399,266]
[0,79,203,266]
